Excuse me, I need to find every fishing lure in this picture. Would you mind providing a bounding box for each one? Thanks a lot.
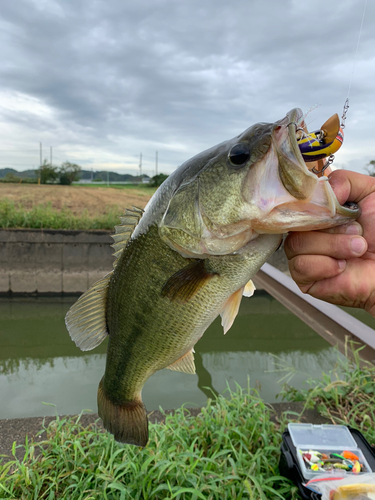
[297,113,344,162]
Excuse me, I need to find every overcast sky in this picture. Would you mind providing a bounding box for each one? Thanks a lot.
[0,0,374,176]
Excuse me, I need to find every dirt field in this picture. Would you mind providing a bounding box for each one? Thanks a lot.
[0,183,153,216]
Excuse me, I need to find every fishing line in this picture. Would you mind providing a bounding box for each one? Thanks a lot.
[303,0,368,175]
[341,0,368,130]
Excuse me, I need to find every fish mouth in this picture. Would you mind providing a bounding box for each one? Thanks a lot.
[272,108,360,224]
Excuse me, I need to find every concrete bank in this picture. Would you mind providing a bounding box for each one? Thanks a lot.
[0,229,114,294]
[0,229,289,294]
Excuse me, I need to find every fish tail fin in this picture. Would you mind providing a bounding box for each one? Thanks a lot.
[97,379,148,447]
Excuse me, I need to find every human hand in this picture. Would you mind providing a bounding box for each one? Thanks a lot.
[284,170,375,317]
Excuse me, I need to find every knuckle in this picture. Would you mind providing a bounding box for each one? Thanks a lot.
[290,255,310,279]
[285,232,304,256]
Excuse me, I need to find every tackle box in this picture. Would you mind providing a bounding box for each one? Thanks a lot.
[279,424,375,499]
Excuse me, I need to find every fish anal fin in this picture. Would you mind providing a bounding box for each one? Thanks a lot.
[161,260,217,303]
[166,348,196,374]
[111,206,144,267]
[65,273,111,351]
[98,380,148,447]
[243,279,256,297]
[221,287,244,335]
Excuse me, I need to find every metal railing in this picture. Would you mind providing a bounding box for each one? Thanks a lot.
[253,263,375,364]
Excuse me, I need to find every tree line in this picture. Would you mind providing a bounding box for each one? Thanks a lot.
[37,160,81,185]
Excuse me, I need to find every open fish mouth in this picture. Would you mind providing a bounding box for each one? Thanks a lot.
[241,108,361,235]
[272,108,360,222]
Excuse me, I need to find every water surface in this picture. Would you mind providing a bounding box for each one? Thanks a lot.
[1,293,364,419]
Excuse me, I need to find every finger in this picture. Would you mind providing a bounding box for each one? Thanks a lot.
[328,170,375,205]
[302,259,375,312]
[288,255,346,291]
[284,232,367,260]
[322,221,363,236]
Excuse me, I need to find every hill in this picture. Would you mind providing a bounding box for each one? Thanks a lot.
[0,168,149,182]
[0,168,37,179]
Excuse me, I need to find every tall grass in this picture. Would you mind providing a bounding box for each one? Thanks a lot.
[0,199,120,230]
[279,344,375,446]
[0,386,300,500]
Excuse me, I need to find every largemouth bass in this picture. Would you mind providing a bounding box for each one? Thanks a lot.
[65,108,359,447]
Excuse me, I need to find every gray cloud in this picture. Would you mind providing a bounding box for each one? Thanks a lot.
[0,0,374,174]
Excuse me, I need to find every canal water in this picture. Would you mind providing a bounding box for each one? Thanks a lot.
[1,293,374,420]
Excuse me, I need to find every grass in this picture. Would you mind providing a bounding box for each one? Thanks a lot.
[278,343,375,446]
[72,183,157,194]
[0,385,300,500]
[0,199,121,231]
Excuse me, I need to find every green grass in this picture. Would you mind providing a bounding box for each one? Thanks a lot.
[72,183,157,194]
[279,343,375,446]
[0,386,300,500]
[0,199,121,230]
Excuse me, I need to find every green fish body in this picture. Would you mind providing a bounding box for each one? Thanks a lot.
[66,109,359,446]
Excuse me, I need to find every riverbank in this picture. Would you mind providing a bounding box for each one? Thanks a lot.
[0,402,329,461]
[0,388,335,500]
[2,357,373,500]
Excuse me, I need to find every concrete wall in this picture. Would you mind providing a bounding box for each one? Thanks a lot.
[0,229,289,295]
[0,229,114,294]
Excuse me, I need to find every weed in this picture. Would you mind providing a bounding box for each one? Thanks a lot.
[0,386,300,499]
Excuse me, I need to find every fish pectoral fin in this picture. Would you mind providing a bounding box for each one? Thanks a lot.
[65,273,111,351]
[243,279,256,297]
[161,260,218,303]
[220,287,244,335]
[166,348,196,374]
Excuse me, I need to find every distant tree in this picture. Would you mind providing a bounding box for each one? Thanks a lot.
[59,162,82,185]
[367,160,375,177]
[4,172,21,183]
[36,160,59,184]
[149,173,168,187]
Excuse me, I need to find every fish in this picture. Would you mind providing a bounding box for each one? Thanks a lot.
[65,108,359,447]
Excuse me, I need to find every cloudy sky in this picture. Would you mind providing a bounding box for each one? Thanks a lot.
[0,0,374,176]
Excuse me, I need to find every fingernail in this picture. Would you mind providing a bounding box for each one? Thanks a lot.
[338,260,346,270]
[350,237,366,255]
[345,223,362,235]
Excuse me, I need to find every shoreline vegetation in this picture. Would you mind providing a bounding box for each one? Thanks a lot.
[1,348,374,499]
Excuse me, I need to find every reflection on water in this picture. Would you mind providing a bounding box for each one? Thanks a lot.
[0,293,349,419]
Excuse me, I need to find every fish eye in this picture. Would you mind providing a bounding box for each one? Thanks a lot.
[228,143,251,167]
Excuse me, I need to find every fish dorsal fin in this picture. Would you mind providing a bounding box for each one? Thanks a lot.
[161,260,218,303]
[166,348,196,374]
[220,287,244,335]
[65,273,111,351]
[111,206,144,266]
[243,279,256,297]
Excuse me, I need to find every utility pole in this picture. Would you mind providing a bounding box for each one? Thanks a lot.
[40,143,42,166]
[50,146,52,166]
[155,151,158,176]
[139,153,142,182]
[107,170,109,186]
